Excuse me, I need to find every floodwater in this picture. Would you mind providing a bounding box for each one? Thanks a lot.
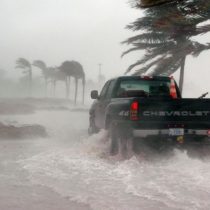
[1,108,210,210]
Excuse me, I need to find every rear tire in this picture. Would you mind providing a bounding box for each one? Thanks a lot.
[187,140,210,159]
[88,116,99,135]
[109,122,133,158]
[109,122,119,155]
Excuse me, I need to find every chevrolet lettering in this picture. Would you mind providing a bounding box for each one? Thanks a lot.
[143,111,210,117]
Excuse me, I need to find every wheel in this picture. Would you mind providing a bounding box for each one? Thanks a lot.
[187,141,210,160]
[88,116,99,135]
[109,122,119,155]
[109,122,133,158]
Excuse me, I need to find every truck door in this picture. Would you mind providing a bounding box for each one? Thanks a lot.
[95,80,116,129]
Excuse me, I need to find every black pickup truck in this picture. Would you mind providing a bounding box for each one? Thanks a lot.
[89,76,210,156]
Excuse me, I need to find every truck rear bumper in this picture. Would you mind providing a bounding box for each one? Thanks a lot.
[133,129,209,138]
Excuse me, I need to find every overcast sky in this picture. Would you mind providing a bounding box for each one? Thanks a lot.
[0,0,210,97]
[0,0,140,81]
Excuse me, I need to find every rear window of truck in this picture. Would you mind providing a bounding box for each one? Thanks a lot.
[115,79,171,98]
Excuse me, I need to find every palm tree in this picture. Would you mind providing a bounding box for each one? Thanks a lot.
[59,61,75,99]
[33,60,69,97]
[60,61,86,105]
[33,60,49,96]
[73,61,86,105]
[49,67,67,97]
[16,58,32,96]
[123,0,210,93]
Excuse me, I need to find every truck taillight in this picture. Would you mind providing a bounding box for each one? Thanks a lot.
[130,101,139,121]
[170,79,178,99]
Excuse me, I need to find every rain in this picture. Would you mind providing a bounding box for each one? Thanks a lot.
[1,0,210,210]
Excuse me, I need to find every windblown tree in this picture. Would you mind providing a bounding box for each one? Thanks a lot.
[16,58,33,96]
[73,61,86,105]
[33,60,69,97]
[59,61,75,99]
[60,61,86,104]
[33,60,49,96]
[124,0,210,93]
[49,67,67,97]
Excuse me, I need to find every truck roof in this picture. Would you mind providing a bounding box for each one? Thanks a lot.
[111,75,171,81]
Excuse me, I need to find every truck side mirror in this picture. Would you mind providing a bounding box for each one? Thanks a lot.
[91,90,99,99]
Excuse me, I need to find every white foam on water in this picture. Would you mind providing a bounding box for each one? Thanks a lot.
[19,136,210,210]
[7,110,210,210]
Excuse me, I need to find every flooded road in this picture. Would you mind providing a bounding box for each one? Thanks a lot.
[1,108,210,210]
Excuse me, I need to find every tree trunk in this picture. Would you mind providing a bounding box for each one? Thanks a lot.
[65,77,69,98]
[67,76,71,99]
[179,56,186,95]
[74,78,78,105]
[53,80,56,97]
[68,77,71,98]
[82,77,85,105]
[45,77,48,98]
[28,69,32,97]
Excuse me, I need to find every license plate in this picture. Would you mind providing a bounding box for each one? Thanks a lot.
[169,128,184,136]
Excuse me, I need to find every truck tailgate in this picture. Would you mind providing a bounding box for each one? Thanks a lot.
[136,98,210,129]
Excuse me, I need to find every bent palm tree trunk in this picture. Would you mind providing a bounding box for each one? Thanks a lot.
[82,76,85,105]
[68,77,71,97]
[68,76,71,98]
[28,69,32,97]
[179,56,186,95]
[16,58,32,97]
[74,78,78,105]
[53,80,56,97]
[44,77,48,97]
[65,77,69,98]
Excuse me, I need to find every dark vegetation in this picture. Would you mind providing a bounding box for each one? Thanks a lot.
[16,58,86,105]
[124,0,210,93]
[0,98,71,139]
[0,122,47,139]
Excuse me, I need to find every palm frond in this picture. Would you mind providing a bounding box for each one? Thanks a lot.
[124,0,210,81]
[33,60,47,70]
[194,24,210,35]
[131,55,167,75]
[122,47,141,58]
[152,56,182,75]
[125,51,162,74]
[123,33,170,44]
[16,58,31,69]
[191,42,210,57]
[122,42,167,57]
[134,0,180,8]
